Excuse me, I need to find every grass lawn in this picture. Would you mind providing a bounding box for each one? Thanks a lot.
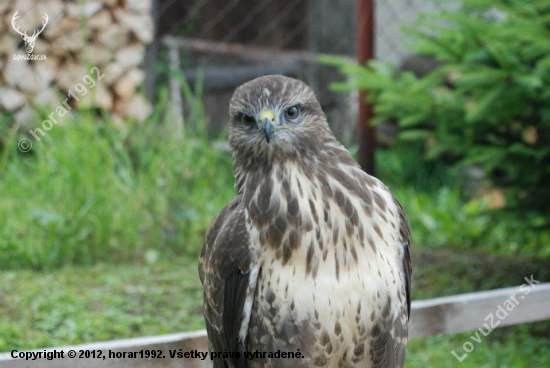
[1,248,548,367]
[0,255,204,351]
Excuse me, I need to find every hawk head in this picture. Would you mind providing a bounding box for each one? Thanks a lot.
[228,75,334,166]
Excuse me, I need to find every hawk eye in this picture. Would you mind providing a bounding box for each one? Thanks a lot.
[284,106,299,120]
[241,113,256,127]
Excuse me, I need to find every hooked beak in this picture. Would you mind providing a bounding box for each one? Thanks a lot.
[259,110,275,143]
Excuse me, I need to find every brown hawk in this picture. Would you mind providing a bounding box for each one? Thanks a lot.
[199,75,412,368]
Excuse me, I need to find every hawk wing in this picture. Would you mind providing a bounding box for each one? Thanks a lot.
[199,195,256,368]
[394,197,412,317]
[367,194,413,368]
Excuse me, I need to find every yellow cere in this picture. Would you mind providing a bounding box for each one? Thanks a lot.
[259,110,275,123]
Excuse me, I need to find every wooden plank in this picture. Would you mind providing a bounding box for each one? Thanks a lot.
[182,64,301,91]
[357,0,377,175]
[161,36,354,64]
[410,281,550,338]
[168,44,184,139]
[1,283,548,367]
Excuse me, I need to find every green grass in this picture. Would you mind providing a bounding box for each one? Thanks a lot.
[1,248,548,367]
[408,330,550,368]
[0,257,204,351]
[0,88,235,270]
[408,248,550,367]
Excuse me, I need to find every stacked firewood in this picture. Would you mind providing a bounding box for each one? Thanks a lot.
[0,0,153,126]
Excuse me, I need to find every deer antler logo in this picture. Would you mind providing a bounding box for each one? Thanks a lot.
[11,11,49,54]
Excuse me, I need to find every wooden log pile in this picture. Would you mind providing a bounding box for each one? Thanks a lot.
[0,0,153,126]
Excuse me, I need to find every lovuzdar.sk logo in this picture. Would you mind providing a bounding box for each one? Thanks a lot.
[11,10,48,61]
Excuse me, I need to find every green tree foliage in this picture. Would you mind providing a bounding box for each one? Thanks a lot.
[321,0,550,222]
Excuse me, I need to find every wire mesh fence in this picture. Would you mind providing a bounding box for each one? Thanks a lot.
[0,0,444,140]
[151,0,444,139]
[155,0,442,62]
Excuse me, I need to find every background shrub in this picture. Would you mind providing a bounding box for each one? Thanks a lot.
[322,0,550,225]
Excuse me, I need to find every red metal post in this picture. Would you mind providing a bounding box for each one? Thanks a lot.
[357,0,376,175]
